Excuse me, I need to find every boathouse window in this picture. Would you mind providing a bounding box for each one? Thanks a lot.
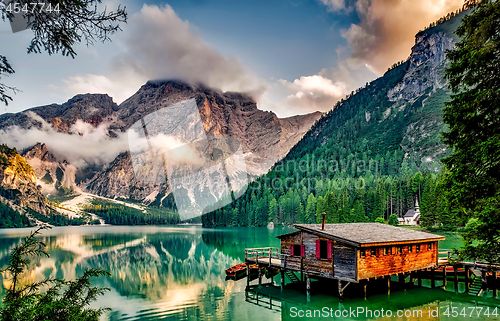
[290,244,304,257]
[416,244,421,253]
[360,249,366,257]
[384,247,391,255]
[315,239,332,260]
[398,246,403,254]
[370,248,377,256]
[408,245,413,253]
[428,243,432,250]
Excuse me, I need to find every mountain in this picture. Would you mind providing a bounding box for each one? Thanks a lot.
[0,81,321,209]
[0,144,48,218]
[202,13,465,227]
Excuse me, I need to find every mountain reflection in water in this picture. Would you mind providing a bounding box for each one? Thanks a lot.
[0,226,497,321]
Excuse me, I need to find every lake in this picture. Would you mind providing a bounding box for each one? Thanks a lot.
[0,226,497,321]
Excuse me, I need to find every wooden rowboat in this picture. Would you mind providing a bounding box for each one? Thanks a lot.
[225,263,247,277]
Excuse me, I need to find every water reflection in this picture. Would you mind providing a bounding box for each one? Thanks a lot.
[0,226,496,321]
[0,226,284,321]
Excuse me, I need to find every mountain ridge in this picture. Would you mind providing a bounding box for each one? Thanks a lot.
[202,12,465,227]
[0,79,322,212]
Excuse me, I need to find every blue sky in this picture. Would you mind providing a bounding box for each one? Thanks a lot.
[0,0,463,116]
[157,0,355,79]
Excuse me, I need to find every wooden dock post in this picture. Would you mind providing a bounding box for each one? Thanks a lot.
[417,271,422,287]
[387,276,391,295]
[465,267,470,293]
[493,272,497,298]
[442,267,447,288]
[246,264,250,288]
[362,281,367,299]
[409,272,414,285]
[306,275,311,301]
[258,266,263,286]
[431,269,436,288]
[398,274,405,289]
[280,270,285,291]
[453,266,459,292]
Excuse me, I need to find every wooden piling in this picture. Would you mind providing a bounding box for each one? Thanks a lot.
[431,269,436,288]
[465,267,470,293]
[246,264,250,288]
[387,276,391,295]
[493,272,497,298]
[398,274,405,289]
[362,281,368,299]
[442,267,447,288]
[417,271,422,287]
[453,266,459,292]
[306,275,311,301]
[280,270,285,291]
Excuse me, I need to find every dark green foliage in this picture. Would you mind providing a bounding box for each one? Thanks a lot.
[0,0,127,105]
[28,209,85,226]
[0,227,110,321]
[0,56,15,105]
[0,203,31,228]
[202,61,447,228]
[84,200,180,225]
[443,0,500,262]
[388,214,399,226]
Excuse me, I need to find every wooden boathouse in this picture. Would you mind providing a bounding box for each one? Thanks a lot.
[278,222,444,282]
[244,221,446,297]
[238,221,500,298]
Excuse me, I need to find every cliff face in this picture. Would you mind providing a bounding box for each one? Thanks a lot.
[0,81,321,206]
[0,145,48,215]
[86,81,321,204]
[387,18,461,170]
[282,13,464,173]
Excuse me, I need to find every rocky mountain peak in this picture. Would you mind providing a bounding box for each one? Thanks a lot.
[0,145,48,215]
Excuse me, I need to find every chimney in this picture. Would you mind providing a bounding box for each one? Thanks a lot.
[321,213,326,230]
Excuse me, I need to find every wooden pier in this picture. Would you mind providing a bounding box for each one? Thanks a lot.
[238,246,500,298]
[231,222,500,299]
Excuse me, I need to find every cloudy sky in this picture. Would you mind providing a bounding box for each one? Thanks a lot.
[0,0,463,117]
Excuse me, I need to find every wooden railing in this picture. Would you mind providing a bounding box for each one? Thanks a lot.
[245,247,289,267]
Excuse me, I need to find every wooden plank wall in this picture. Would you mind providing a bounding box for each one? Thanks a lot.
[357,241,439,280]
[302,232,335,279]
[280,233,302,270]
[334,244,356,280]
[280,232,358,281]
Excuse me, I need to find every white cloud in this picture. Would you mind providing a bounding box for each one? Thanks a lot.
[0,112,129,168]
[342,0,463,73]
[65,4,265,103]
[280,74,347,112]
[319,0,347,11]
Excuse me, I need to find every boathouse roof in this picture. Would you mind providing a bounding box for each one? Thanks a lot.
[281,223,444,247]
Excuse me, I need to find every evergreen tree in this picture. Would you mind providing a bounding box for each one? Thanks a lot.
[388,214,399,226]
[268,197,278,223]
[0,227,109,321]
[305,193,317,223]
[443,0,500,262]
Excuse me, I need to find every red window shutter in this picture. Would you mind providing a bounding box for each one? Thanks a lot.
[300,245,305,257]
[315,240,320,259]
[289,245,294,256]
[327,240,333,259]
